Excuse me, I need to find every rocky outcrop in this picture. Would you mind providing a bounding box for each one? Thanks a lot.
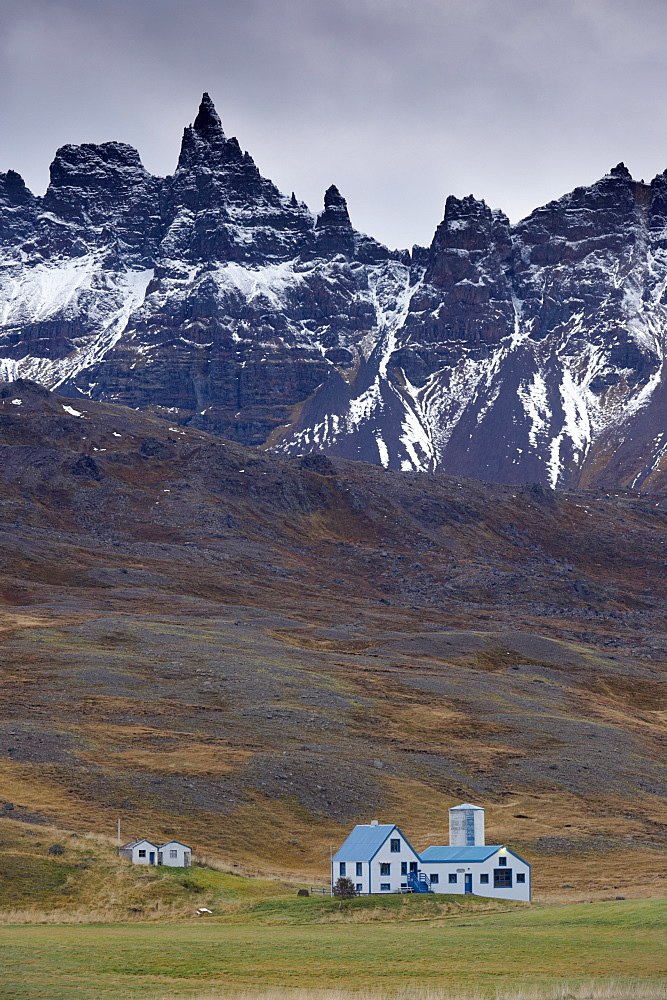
[4,97,667,488]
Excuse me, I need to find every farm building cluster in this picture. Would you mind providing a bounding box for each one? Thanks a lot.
[332,803,531,901]
[119,838,191,867]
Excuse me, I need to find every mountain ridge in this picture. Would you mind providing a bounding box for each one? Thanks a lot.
[3,95,667,488]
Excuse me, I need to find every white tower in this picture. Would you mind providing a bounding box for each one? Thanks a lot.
[449,802,485,846]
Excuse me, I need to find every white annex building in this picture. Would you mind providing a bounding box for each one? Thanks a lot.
[331,803,531,902]
[119,838,192,867]
[119,838,159,866]
[158,841,192,867]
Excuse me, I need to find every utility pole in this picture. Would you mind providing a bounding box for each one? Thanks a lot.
[117,818,121,844]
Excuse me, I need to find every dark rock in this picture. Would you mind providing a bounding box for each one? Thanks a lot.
[70,455,102,480]
[298,452,337,476]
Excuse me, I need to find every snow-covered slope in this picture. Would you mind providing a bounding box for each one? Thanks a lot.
[3,96,667,488]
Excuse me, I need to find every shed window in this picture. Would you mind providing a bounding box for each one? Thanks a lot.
[355,884,362,893]
[169,850,178,859]
[380,863,391,876]
[339,862,346,876]
[516,873,526,883]
[498,856,507,866]
[356,862,362,877]
[430,873,439,884]
[494,868,513,888]
[480,873,489,884]
[401,862,407,875]
[448,873,457,883]
[390,839,400,852]
[380,883,391,891]
[138,850,146,858]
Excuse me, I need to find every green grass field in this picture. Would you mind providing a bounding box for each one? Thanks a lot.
[0,898,665,1000]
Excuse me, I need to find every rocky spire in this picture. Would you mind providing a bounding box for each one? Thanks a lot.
[193,92,226,143]
[316,185,352,229]
[0,169,34,207]
[610,162,632,179]
[176,93,229,170]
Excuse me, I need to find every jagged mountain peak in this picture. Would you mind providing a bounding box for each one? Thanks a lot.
[610,161,633,179]
[317,184,352,229]
[0,169,34,206]
[193,91,226,143]
[176,94,247,174]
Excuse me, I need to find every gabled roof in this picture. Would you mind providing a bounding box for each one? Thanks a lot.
[333,824,396,862]
[159,841,191,850]
[121,838,157,850]
[333,824,420,863]
[420,845,503,862]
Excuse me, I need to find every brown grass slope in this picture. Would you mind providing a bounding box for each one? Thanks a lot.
[0,378,666,901]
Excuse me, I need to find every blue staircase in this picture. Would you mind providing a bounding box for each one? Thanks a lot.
[407,870,432,893]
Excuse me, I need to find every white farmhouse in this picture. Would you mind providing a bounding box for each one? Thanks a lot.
[332,820,422,894]
[119,838,159,865]
[331,803,531,902]
[158,841,192,867]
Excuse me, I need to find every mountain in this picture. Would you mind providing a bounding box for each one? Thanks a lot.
[3,95,667,488]
[1,380,667,888]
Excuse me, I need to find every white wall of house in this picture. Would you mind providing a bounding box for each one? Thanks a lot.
[158,841,192,867]
[126,840,158,865]
[332,827,420,894]
[424,849,531,902]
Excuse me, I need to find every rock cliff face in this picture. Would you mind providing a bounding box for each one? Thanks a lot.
[3,95,667,487]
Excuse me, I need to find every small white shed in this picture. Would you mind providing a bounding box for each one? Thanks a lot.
[158,840,192,867]
[119,838,158,865]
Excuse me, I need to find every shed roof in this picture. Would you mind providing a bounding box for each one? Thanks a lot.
[333,824,405,862]
[420,845,502,862]
[449,802,484,811]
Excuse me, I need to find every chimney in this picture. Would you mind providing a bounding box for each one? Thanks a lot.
[370,819,379,826]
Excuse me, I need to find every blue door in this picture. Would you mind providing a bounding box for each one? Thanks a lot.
[464,874,472,894]
[149,852,155,865]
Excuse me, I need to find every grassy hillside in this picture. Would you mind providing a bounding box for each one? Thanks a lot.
[0,899,665,1000]
[0,817,299,923]
[1,383,667,897]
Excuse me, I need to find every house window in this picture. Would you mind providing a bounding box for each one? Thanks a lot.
[494,868,513,888]
[430,873,439,884]
[480,873,489,884]
[498,856,507,866]
[339,862,346,876]
[380,883,391,891]
[401,862,407,875]
[390,839,400,852]
[355,884,362,893]
[380,863,390,876]
[448,873,457,883]
[516,873,526,883]
[138,850,146,858]
[169,850,178,859]
[356,862,362,877]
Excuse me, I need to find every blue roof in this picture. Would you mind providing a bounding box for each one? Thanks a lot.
[420,845,502,863]
[332,824,397,862]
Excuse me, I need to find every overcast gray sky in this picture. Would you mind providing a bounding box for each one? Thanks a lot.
[2,0,667,248]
